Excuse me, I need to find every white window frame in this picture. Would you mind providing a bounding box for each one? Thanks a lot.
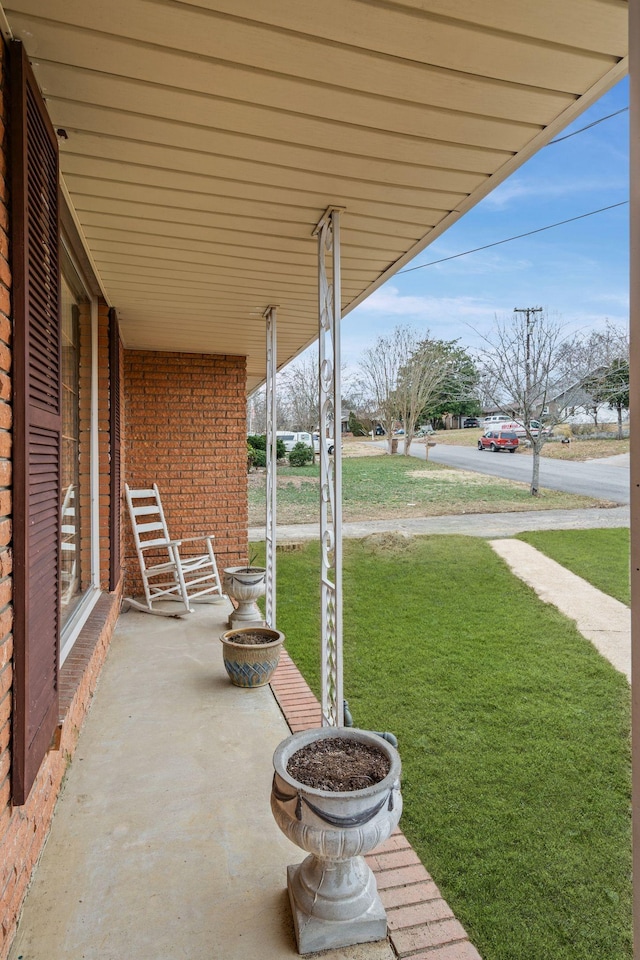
[59,236,102,666]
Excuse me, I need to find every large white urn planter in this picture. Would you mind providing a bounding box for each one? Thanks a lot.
[271,727,402,955]
[223,566,266,627]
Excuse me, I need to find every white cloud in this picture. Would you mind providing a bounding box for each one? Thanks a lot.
[482,175,628,211]
[350,285,497,322]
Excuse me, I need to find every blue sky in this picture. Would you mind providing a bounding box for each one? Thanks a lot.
[341,77,629,371]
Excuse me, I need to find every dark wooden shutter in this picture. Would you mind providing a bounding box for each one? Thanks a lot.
[108,308,121,591]
[10,41,61,804]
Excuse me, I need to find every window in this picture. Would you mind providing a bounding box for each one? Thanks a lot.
[60,256,92,627]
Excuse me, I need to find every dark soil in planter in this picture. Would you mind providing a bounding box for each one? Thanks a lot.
[228,631,276,645]
[287,737,390,791]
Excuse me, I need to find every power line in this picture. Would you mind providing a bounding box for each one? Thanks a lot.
[398,201,628,275]
[547,106,628,145]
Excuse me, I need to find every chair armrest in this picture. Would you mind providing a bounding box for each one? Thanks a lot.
[139,538,183,550]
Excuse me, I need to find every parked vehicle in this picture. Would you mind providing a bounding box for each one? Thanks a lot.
[478,430,519,453]
[277,431,313,453]
[496,419,544,437]
[312,433,335,455]
[463,417,480,428]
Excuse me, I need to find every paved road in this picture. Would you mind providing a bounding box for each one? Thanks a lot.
[401,441,630,504]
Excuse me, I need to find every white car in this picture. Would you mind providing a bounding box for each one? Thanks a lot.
[276,431,313,452]
[312,433,335,455]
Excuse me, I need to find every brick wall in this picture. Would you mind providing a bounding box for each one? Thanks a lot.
[123,351,247,597]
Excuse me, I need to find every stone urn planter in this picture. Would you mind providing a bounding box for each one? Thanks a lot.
[219,626,284,688]
[223,565,266,627]
[271,727,402,955]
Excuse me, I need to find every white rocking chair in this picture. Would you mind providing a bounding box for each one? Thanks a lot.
[60,483,78,607]
[124,483,224,617]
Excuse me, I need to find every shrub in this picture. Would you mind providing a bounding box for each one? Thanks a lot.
[348,411,367,437]
[247,434,286,459]
[251,447,267,468]
[289,442,314,467]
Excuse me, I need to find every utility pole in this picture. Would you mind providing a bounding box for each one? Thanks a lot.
[514,306,543,400]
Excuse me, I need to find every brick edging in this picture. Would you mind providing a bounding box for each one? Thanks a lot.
[270,652,482,960]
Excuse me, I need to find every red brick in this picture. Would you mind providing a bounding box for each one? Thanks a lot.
[0,633,11,669]
[387,898,454,929]
[373,863,432,890]
[391,918,470,955]
[380,879,442,910]
[0,552,11,578]
[367,847,423,871]
[397,942,482,960]
[372,833,412,854]
[123,350,247,596]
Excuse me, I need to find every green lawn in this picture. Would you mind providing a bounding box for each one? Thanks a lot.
[516,528,630,605]
[257,536,632,960]
[248,455,604,525]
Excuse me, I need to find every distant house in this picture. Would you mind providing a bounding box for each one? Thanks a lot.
[544,372,629,426]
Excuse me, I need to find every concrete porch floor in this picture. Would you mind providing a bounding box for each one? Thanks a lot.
[9,600,481,960]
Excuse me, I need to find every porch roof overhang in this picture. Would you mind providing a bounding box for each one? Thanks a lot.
[3,1,628,392]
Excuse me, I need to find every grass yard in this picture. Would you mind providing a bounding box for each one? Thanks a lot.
[248,455,604,525]
[257,536,632,960]
[517,528,630,605]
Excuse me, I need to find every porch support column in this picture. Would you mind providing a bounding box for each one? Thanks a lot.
[629,3,639,955]
[264,305,278,629]
[313,206,345,727]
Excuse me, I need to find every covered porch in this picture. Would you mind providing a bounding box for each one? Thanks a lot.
[0,1,637,958]
[8,601,478,960]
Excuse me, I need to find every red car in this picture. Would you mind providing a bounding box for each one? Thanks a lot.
[478,430,519,453]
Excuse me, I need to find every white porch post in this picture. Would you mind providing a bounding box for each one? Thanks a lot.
[264,305,278,629]
[313,206,345,727]
[629,2,639,954]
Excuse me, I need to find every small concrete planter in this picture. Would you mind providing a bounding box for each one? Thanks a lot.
[271,727,402,955]
[220,626,284,688]
[223,566,266,627]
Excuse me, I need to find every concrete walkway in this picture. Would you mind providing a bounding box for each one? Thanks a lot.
[249,505,629,543]
[490,539,631,682]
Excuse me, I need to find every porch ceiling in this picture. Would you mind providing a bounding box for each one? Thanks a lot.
[4,0,628,391]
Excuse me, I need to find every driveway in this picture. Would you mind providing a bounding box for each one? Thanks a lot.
[405,442,630,504]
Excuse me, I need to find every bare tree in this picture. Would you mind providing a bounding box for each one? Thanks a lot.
[358,326,415,451]
[478,311,571,496]
[358,325,470,454]
[278,354,320,433]
[247,387,267,435]
[557,322,629,432]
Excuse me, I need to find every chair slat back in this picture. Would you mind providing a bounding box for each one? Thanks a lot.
[125,484,171,550]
